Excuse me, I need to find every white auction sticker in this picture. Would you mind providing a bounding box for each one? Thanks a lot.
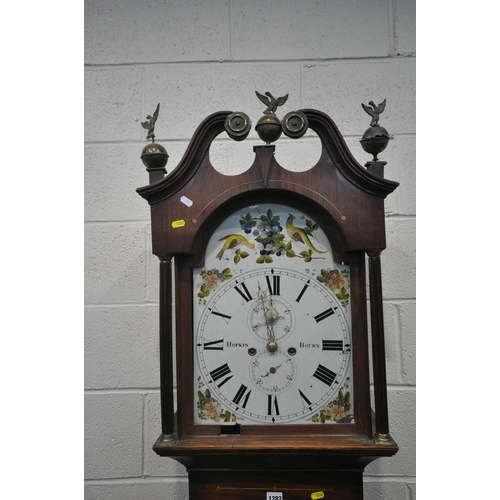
[266,493,283,500]
[180,195,193,207]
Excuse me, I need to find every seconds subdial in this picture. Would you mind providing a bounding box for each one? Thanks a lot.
[250,348,296,394]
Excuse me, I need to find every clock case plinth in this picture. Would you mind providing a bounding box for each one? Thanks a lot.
[137,109,399,499]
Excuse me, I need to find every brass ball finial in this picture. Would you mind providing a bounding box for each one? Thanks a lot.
[360,99,390,162]
[254,91,290,144]
[141,142,169,169]
[140,103,169,177]
[255,114,283,144]
[360,126,390,162]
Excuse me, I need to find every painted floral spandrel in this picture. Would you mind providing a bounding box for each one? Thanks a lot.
[197,268,232,305]
[307,379,354,424]
[316,269,350,309]
[197,382,242,423]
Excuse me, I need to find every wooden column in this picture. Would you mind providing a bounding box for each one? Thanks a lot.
[367,250,390,439]
[158,254,176,442]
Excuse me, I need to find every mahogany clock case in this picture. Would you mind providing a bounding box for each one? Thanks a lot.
[137,108,399,491]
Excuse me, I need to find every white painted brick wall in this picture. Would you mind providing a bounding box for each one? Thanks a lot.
[85,1,416,499]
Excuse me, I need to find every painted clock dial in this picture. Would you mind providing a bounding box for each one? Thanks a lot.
[193,204,353,425]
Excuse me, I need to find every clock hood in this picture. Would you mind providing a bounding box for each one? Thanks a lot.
[137,109,398,257]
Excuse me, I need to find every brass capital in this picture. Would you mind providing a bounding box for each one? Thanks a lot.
[367,249,383,258]
[157,253,172,263]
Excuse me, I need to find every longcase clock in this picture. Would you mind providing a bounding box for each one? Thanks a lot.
[137,95,398,500]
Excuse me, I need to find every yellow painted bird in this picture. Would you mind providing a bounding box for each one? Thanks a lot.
[285,214,327,254]
[216,234,255,260]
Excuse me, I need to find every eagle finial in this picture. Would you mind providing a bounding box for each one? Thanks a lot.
[141,103,161,142]
[255,91,289,115]
[361,98,386,127]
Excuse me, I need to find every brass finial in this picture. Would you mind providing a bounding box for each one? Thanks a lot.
[361,99,386,127]
[255,91,289,115]
[360,98,390,163]
[142,103,160,143]
[140,103,168,178]
[254,91,289,144]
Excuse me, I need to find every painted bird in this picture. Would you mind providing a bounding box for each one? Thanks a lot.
[285,214,327,254]
[216,234,255,260]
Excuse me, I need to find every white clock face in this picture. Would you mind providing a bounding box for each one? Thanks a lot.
[193,204,354,425]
